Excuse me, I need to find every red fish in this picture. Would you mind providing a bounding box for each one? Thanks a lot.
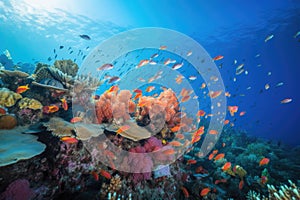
[70,117,82,123]
[43,105,59,114]
[181,186,189,198]
[259,157,270,166]
[239,180,244,190]
[91,171,99,181]
[214,153,225,161]
[221,162,231,171]
[0,107,7,115]
[209,129,218,135]
[97,63,113,71]
[200,188,211,197]
[61,98,68,111]
[116,125,130,134]
[163,148,175,155]
[260,176,268,185]
[228,106,238,116]
[208,91,222,98]
[100,169,111,179]
[169,141,182,147]
[146,86,155,92]
[187,159,197,165]
[61,136,78,144]
[213,55,224,61]
[106,85,119,93]
[136,59,149,68]
[16,84,30,94]
[196,110,206,117]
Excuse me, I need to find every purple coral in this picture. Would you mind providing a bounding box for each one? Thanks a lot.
[0,179,34,200]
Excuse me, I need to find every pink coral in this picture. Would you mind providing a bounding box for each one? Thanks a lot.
[137,89,180,127]
[0,179,34,200]
[121,145,153,184]
[95,90,135,123]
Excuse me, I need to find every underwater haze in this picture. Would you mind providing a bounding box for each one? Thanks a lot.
[1,0,300,200]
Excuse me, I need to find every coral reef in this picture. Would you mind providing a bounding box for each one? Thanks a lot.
[0,88,22,107]
[100,174,122,198]
[43,117,104,140]
[0,126,46,167]
[95,90,135,124]
[0,114,17,129]
[53,59,78,77]
[18,97,43,110]
[73,74,102,93]
[0,179,34,200]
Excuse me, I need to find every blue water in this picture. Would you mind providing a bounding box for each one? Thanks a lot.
[1,0,300,145]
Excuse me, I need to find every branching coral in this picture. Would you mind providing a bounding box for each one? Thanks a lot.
[100,174,122,198]
[53,59,78,77]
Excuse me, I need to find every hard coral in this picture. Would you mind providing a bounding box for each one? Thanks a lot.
[0,179,34,200]
[18,97,43,110]
[0,88,22,107]
[0,114,17,129]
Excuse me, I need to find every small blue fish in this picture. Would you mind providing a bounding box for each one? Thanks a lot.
[294,31,300,38]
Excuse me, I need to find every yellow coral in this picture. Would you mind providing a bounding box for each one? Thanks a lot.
[0,88,22,107]
[18,97,43,110]
[234,165,247,179]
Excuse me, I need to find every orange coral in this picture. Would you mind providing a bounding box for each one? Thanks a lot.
[95,90,135,124]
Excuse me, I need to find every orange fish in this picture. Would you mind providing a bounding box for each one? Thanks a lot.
[194,126,205,136]
[60,136,78,144]
[170,125,181,132]
[97,63,113,71]
[225,92,231,97]
[239,180,244,190]
[228,106,238,116]
[16,84,30,94]
[70,117,82,123]
[100,169,111,179]
[187,159,197,165]
[43,105,59,114]
[159,45,167,50]
[91,171,99,181]
[259,157,270,166]
[196,110,206,117]
[133,92,142,100]
[116,125,130,134]
[61,98,68,111]
[181,95,191,103]
[106,85,119,93]
[209,129,218,135]
[239,111,246,116]
[133,88,142,93]
[208,153,215,160]
[201,83,206,89]
[181,186,189,198]
[175,75,184,84]
[208,91,222,98]
[146,86,155,92]
[221,162,231,171]
[212,150,218,154]
[169,141,182,147]
[191,135,201,144]
[213,55,224,61]
[136,59,149,68]
[175,133,185,140]
[214,153,225,161]
[163,148,175,155]
[224,119,230,125]
[200,188,211,197]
